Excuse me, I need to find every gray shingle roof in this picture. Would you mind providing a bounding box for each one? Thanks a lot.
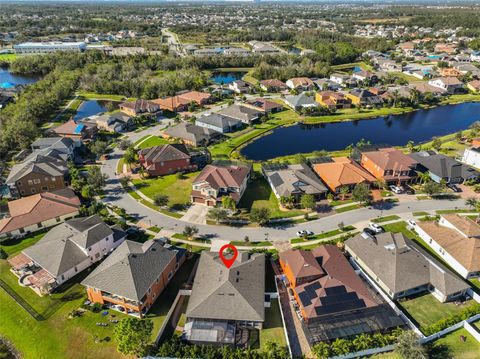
[264,163,327,197]
[284,93,319,108]
[218,105,260,123]
[81,240,176,301]
[410,151,479,181]
[345,232,469,297]
[6,155,68,184]
[196,113,241,129]
[163,123,218,146]
[186,252,265,322]
[23,215,118,277]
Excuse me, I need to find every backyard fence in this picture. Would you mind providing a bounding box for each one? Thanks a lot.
[154,289,191,346]
[0,278,45,321]
[274,274,293,359]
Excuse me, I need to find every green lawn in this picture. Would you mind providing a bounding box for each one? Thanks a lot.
[0,230,47,256]
[372,215,401,223]
[77,91,130,101]
[0,53,19,62]
[397,293,478,332]
[237,176,304,219]
[429,327,480,359]
[335,204,361,213]
[132,171,199,209]
[258,299,287,350]
[134,135,169,149]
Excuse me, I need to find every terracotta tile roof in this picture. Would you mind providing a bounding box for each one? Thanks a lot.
[245,98,283,112]
[468,80,480,90]
[417,218,480,273]
[153,96,190,111]
[288,77,314,87]
[193,164,250,190]
[0,189,80,235]
[313,157,376,191]
[259,79,287,89]
[178,91,211,104]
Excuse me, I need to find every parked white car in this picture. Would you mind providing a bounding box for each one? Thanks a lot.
[296,230,314,237]
[408,219,417,227]
[389,185,403,194]
[368,222,383,233]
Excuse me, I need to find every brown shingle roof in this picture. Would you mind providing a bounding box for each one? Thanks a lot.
[362,148,418,171]
[0,189,80,234]
[193,164,250,190]
[417,216,480,272]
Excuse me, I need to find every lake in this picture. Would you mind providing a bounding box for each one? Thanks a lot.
[241,102,480,161]
[0,68,40,89]
[73,100,119,120]
[210,71,246,85]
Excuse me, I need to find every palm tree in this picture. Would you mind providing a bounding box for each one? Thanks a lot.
[417,171,431,184]
[465,197,478,209]
[339,186,349,200]
[407,140,415,153]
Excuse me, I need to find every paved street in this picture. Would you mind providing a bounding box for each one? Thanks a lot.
[101,125,472,242]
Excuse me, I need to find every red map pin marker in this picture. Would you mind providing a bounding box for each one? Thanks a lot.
[218,243,238,269]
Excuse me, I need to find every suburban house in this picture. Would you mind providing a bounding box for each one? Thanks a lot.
[195,113,243,133]
[249,41,279,54]
[191,163,251,206]
[352,69,378,83]
[51,119,97,145]
[346,89,383,107]
[30,137,75,159]
[283,93,319,112]
[434,43,457,54]
[118,99,161,117]
[345,232,470,303]
[0,188,80,239]
[397,42,415,55]
[329,73,351,86]
[138,144,198,177]
[312,157,376,193]
[279,246,404,344]
[428,77,464,94]
[462,146,480,169]
[410,150,479,184]
[162,123,221,147]
[85,113,132,133]
[7,215,126,294]
[360,148,418,185]
[313,78,342,91]
[376,59,402,72]
[416,215,480,280]
[411,81,446,95]
[218,104,261,125]
[467,80,480,92]
[183,251,265,346]
[262,163,327,203]
[286,77,315,91]
[471,51,480,62]
[228,80,252,94]
[154,91,212,112]
[82,240,186,318]
[6,153,69,197]
[315,91,351,109]
[259,79,288,92]
[243,98,283,114]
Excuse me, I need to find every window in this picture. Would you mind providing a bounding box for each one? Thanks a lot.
[31,188,36,194]
[37,223,43,228]
[61,275,65,280]
[74,266,78,273]
[168,271,173,280]
[51,177,56,181]
[148,288,151,294]
[42,186,48,191]
[28,180,33,185]
[17,181,22,186]
[44,177,49,181]
[33,179,41,184]
[95,253,100,258]
[174,263,179,270]
[19,228,25,234]
[88,247,92,251]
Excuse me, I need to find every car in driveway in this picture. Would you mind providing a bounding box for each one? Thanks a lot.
[362,227,376,236]
[368,222,384,233]
[447,184,462,193]
[407,219,417,228]
[389,185,403,194]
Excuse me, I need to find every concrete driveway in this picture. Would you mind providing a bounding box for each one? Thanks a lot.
[181,204,209,224]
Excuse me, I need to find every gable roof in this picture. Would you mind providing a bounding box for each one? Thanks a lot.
[23,215,118,277]
[196,113,242,129]
[186,251,265,322]
[0,189,80,235]
[345,232,469,297]
[163,123,218,145]
[417,215,480,272]
[218,104,260,123]
[288,77,314,87]
[193,164,250,190]
[362,148,418,171]
[119,99,160,113]
[410,151,479,180]
[313,157,376,191]
[81,240,177,301]
[138,144,190,164]
[259,79,287,89]
[6,154,68,184]
[279,249,325,280]
[284,93,318,108]
[264,163,327,197]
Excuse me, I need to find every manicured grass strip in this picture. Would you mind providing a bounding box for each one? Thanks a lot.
[77,91,129,101]
[148,226,162,233]
[134,135,169,149]
[436,209,477,214]
[230,241,272,247]
[291,226,355,243]
[335,204,361,213]
[0,230,47,256]
[330,199,354,207]
[258,299,287,350]
[372,215,400,223]
[413,211,430,217]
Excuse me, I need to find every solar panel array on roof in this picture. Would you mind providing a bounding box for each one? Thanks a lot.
[299,291,312,307]
[309,157,334,164]
[262,163,289,171]
[314,285,367,316]
[74,124,85,135]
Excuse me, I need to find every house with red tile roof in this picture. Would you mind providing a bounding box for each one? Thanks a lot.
[191,163,251,206]
[0,188,80,239]
[259,79,288,92]
[279,245,403,344]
